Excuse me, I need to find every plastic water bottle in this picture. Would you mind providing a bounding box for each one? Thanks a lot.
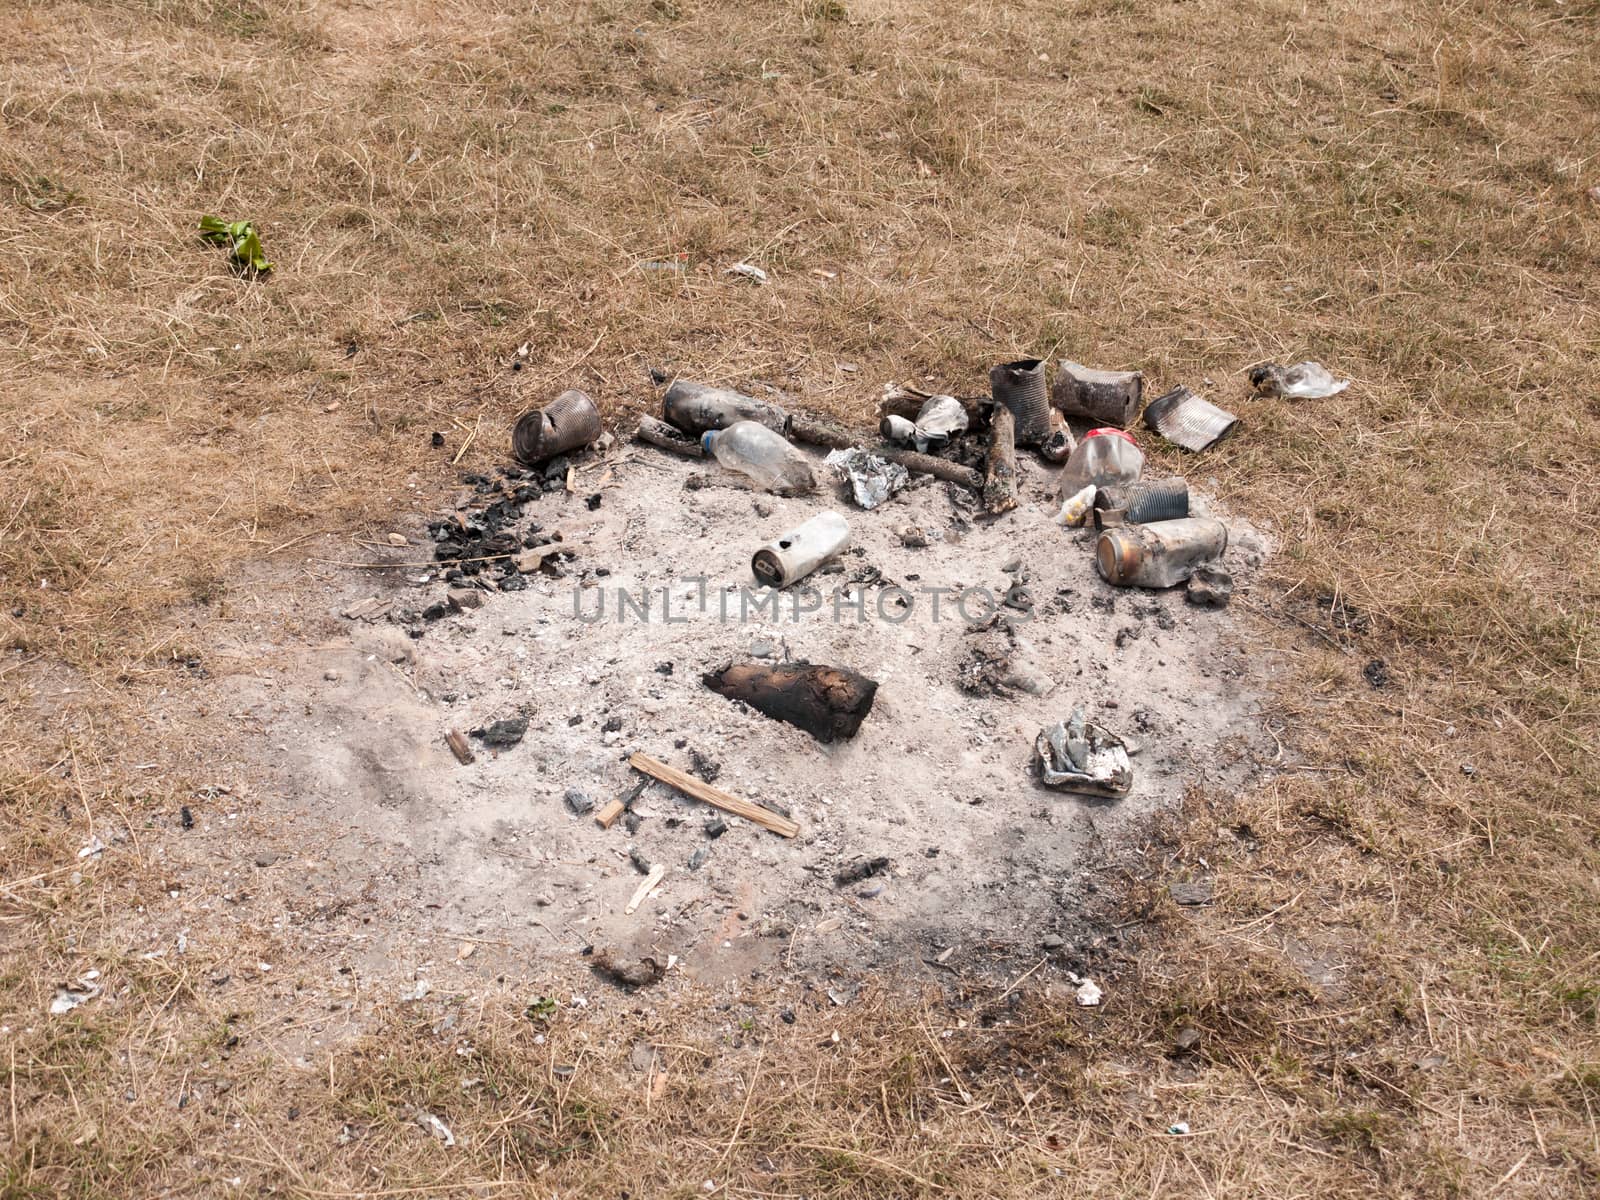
[1058,427,1144,496]
[702,421,818,496]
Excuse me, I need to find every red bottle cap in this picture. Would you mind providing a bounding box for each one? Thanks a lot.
[1084,427,1137,446]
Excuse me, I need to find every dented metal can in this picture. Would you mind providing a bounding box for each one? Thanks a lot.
[512,389,602,465]
[1096,517,1227,588]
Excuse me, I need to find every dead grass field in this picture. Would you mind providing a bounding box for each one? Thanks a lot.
[3,0,1599,1195]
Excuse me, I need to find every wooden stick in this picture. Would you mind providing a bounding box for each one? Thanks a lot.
[982,404,1018,515]
[444,730,475,765]
[628,752,798,838]
[635,415,704,458]
[594,798,626,829]
[788,415,983,490]
[625,863,666,915]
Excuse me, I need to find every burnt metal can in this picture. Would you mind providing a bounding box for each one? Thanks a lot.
[512,389,602,465]
[1096,517,1227,588]
[1094,477,1190,524]
[988,358,1053,448]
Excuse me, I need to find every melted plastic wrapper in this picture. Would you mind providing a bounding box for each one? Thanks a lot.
[1035,707,1133,797]
[1250,361,1350,399]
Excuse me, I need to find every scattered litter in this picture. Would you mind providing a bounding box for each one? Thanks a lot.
[989,358,1053,447]
[1053,360,1143,428]
[1094,477,1190,527]
[702,661,878,743]
[1072,976,1103,1007]
[1096,518,1229,589]
[591,948,665,988]
[1185,562,1233,608]
[511,389,602,466]
[198,215,271,273]
[705,422,818,496]
[77,837,106,859]
[1168,1121,1191,1136]
[49,971,101,1016]
[1143,386,1237,452]
[400,980,431,1002]
[1250,361,1349,399]
[878,393,968,453]
[751,511,851,587]
[1055,484,1096,528]
[825,448,909,510]
[724,261,768,283]
[661,378,789,435]
[1035,708,1133,798]
[1058,428,1144,495]
[416,1111,457,1147]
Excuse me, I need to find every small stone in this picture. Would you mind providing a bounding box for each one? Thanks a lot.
[1168,879,1215,906]
[564,789,594,815]
[629,847,652,875]
[387,533,408,547]
[535,893,555,907]
[1041,934,1065,950]
[780,1007,795,1024]
[749,639,777,659]
[622,811,643,836]
[654,662,674,675]
[704,816,727,839]
[431,431,445,448]
[688,847,709,871]
[602,715,623,733]
[254,852,282,868]
[585,494,602,511]
[1185,563,1233,609]
[567,715,583,727]
[324,669,341,682]
[1174,1026,1202,1054]
[448,587,483,611]
[180,806,194,830]
[753,500,773,518]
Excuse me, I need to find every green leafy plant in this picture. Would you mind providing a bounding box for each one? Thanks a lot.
[198,214,272,273]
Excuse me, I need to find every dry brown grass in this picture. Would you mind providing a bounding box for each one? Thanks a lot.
[4,0,1599,1196]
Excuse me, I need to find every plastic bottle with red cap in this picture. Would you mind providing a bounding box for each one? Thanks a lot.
[1057,427,1145,496]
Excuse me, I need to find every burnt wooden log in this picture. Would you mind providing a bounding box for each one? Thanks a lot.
[635,414,704,458]
[702,662,879,744]
[981,403,1018,515]
[788,415,983,490]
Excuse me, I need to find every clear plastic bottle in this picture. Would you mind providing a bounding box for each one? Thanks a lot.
[702,421,818,496]
[1057,427,1144,496]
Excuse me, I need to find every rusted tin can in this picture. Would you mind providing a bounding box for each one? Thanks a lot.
[1094,477,1190,524]
[1095,517,1227,588]
[512,389,602,465]
[988,359,1053,447]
